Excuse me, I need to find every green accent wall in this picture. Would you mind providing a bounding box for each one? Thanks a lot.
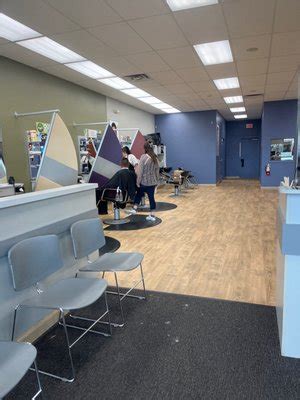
[0,56,107,191]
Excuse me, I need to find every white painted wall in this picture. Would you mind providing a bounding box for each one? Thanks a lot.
[106,97,155,135]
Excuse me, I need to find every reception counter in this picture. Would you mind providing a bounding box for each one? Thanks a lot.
[277,185,300,358]
[0,183,98,341]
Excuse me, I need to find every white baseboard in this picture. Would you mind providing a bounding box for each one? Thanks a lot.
[261,186,279,190]
[198,183,217,187]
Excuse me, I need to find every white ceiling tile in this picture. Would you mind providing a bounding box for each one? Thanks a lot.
[144,85,173,97]
[37,64,92,83]
[49,30,117,60]
[134,80,162,89]
[223,0,276,38]
[268,55,300,73]
[149,70,183,84]
[176,93,202,101]
[271,32,300,56]
[231,35,272,60]
[175,67,209,82]
[174,5,228,44]
[189,81,216,92]
[287,76,299,91]
[240,75,266,87]
[92,56,141,76]
[129,15,188,50]
[266,71,296,86]
[157,46,200,69]
[199,89,220,99]
[205,63,237,79]
[185,99,210,109]
[218,88,243,97]
[127,52,170,72]
[1,0,79,35]
[242,86,265,96]
[285,90,298,99]
[45,0,122,28]
[206,98,226,107]
[88,22,152,55]
[106,0,170,20]
[265,83,290,92]
[264,91,286,101]
[0,43,56,68]
[274,0,300,33]
[244,95,264,104]
[237,59,268,76]
[164,83,195,94]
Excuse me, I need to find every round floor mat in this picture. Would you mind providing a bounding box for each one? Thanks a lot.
[104,214,162,231]
[99,236,121,255]
[137,201,177,212]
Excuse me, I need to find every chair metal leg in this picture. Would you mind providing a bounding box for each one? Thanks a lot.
[140,263,147,300]
[114,272,125,327]
[11,305,19,340]
[33,309,76,383]
[32,359,43,399]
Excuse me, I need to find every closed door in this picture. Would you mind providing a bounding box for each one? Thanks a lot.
[240,138,260,179]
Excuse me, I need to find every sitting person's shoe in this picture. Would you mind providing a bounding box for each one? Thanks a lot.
[146,215,156,222]
[126,208,137,215]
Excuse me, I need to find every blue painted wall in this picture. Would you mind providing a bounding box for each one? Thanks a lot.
[261,100,298,187]
[216,112,226,181]
[226,119,261,178]
[155,111,217,184]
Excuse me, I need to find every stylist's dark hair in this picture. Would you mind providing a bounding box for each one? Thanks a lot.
[120,158,130,168]
[122,146,131,155]
[111,122,117,129]
[144,141,158,164]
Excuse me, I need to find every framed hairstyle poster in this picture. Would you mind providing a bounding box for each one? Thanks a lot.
[270,138,294,161]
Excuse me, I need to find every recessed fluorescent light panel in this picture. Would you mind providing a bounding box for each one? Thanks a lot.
[0,13,41,41]
[139,96,163,105]
[152,103,173,110]
[224,96,243,104]
[166,0,218,11]
[17,37,85,63]
[121,88,150,98]
[99,77,134,90]
[234,114,247,119]
[162,108,181,113]
[214,77,239,90]
[66,61,114,79]
[194,40,233,66]
[230,107,246,112]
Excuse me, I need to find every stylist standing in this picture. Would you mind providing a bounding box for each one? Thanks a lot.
[127,142,160,221]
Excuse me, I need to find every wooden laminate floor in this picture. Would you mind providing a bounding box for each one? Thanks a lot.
[102,180,278,306]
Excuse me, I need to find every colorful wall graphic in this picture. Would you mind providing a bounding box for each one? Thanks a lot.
[35,113,78,191]
[130,130,145,159]
[89,124,122,187]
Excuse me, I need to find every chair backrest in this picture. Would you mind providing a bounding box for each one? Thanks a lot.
[8,235,63,291]
[71,218,106,259]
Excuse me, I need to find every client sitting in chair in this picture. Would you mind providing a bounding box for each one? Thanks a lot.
[96,158,136,214]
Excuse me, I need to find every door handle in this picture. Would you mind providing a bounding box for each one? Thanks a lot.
[241,158,244,167]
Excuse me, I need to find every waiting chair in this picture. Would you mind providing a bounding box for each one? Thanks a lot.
[8,234,111,383]
[100,188,129,225]
[71,218,145,327]
[0,341,42,399]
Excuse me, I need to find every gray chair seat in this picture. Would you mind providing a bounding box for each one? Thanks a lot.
[80,252,144,273]
[22,278,107,310]
[0,341,37,398]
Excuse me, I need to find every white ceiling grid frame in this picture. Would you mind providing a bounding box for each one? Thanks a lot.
[0,0,298,119]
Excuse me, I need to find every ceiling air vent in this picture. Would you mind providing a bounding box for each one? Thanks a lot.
[123,73,151,82]
[244,94,264,98]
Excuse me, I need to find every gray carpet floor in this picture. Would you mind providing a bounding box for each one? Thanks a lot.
[8,290,300,400]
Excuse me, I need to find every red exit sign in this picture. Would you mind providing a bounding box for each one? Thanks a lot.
[246,123,253,128]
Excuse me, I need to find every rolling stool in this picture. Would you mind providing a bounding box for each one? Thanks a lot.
[101,188,129,225]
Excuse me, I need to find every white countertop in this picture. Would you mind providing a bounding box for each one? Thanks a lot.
[0,183,98,209]
[279,185,300,195]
